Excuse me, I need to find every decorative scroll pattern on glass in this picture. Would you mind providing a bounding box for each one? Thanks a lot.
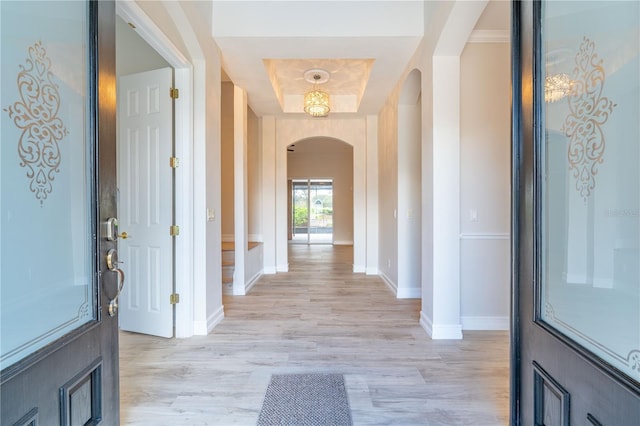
[546,303,640,379]
[4,41,68,205]
[561,37,616,201]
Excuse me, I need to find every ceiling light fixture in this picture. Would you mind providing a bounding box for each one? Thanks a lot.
[303,69,330,118]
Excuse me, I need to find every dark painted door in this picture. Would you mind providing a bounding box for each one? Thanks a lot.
[1,1,120,424]
[512,1,640,425]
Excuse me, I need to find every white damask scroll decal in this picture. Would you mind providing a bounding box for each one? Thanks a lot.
[4,41,68,205]
[561,36,616,201]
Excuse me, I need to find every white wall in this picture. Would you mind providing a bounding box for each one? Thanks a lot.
[459,41,511,330]
[397,69,422,299]
[287,138,354,245]
[221,82,234,240]
[378,100,399,287]
[268,118,368,273]
[135,0,225,335]
[247,107,262,242]
[116,16,169,76]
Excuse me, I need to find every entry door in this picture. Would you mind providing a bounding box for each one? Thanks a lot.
[117,68,174,338]
[513,1,640,424]
[1,1,120,424]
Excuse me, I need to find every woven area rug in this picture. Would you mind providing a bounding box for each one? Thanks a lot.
[256,373,353,426]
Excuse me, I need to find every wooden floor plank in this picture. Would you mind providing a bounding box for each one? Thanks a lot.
[120,244,509,425]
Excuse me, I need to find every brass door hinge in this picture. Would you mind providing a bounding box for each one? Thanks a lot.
[170,293,180,304]
[170,88,179,99]
[170,225,180,236]
[169,157,179,168]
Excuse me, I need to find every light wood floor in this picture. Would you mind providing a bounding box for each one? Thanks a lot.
[119,244,510,425]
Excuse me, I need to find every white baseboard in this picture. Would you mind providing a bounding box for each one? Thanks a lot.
[420,312,462,339]
[396,287,421,299]
[333,240,353,245]
[353,264,365,273]
[248,234,263,242]
[380,271,398,295]
[593,278,613,288]
[245,270,262,293]
[222,234,234,242]
[276,264,289,272]
[263,266,277,274]
[461,316,509,330]
[193,305,224,335]
[365,267,378,275]
[420,311,433,337]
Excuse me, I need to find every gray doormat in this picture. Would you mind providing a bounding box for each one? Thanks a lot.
[257,373,353,426]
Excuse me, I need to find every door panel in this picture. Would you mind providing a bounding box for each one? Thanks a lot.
[291,179,333,244]
[513,1,640,424]
[1,1,119,424]
[118,68,173,338]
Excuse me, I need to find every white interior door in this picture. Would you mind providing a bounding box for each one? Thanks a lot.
[118,67,173,338]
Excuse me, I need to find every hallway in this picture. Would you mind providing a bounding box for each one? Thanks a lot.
[119,245,509,425]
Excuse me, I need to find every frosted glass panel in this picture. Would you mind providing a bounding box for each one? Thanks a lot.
[541,1,640,383]
[1,1,94,370]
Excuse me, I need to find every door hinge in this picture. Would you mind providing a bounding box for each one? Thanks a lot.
[169,156,179,168]
[170,225,180,236]
[170,293,180,304]
[170,88,179,99]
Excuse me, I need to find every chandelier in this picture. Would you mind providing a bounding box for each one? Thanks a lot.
[303,69,330,117]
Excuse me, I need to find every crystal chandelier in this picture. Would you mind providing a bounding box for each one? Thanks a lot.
[303,69,330,117]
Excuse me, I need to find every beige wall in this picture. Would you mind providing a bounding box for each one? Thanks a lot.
[247,107,262,240]
[221,82,234,239]
[115,16,169,76]
[378,95,399,285]
[287,138,354,244]
[459,41,511,325]
[221,83,261,242]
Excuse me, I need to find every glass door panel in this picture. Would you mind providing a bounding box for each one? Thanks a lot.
[0,0,95,370]
[540,0,639,384]
[309,180,333,244]
[292,180,310,243]
[291,179,333,244]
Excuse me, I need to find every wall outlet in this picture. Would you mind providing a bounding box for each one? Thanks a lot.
[207,208,215,222]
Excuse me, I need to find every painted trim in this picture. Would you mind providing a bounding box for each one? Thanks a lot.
[245,271,263,293]
[116,1,190,67]
[420,312,463,339]
[333,240,354,246]
[222,234,234,243]
[248,234,263,243]
[420,311,433,337]
[276,264,289,273]
[432,323,463,340]
[116,0,195,339]
[263,266,277,274]
[459,232,510,240]
[353,265,365,273]
[380,271,397,295]
[461,316,510,330]
[365,267,378,275]
[396,287,421,299]
[193,305,224,335]
[468,29,510,44]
